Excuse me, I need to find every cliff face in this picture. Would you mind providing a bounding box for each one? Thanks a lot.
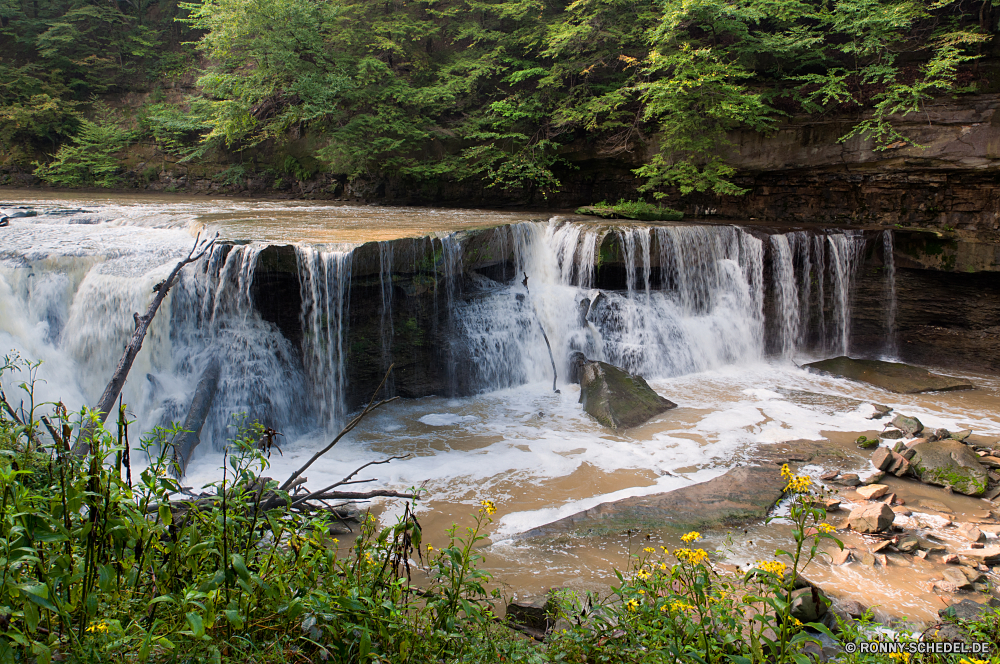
[650,94,1000,232]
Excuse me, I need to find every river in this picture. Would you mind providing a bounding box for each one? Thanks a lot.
[2,190,998,624]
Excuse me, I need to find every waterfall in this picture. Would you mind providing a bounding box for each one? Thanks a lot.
[826,232,865,355]
[882,230,898,358]
[297,245,353,430]
[770,234,800,358]
[379,241,395,393]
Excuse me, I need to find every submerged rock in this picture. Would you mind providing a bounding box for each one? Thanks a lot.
[578,360,676,430]
[519,465,784,538]
[803,356,974,394]
[909,440,989,496]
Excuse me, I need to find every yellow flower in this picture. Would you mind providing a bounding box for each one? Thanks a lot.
[480,500,497,515]
[674,548,708,565]
[681,531,701,544]
[626,599,639,612]
[958,659,985,664]
[889,654,910,662]
[85,621,109,633]
[638,589,645,595]
[755,560,787,576]
[783,471,812,493]
[658,563,668,571]
[792,617,803,627]
[643,547,655,553]
[427,544,434,552]
[669,600,692,611]
[781,464,792,480]
[815,523,835,534]
[636,569,651,580]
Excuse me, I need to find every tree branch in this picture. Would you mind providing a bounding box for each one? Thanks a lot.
[73,232,218,456]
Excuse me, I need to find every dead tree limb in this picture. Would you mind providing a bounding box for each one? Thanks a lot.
[290,454,412,508]
[279,365,398,492]
[73,232,218,456]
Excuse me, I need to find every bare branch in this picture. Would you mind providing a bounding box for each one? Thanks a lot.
[290,454,411,508]
[73,232,219,456]
[279,365,398,492]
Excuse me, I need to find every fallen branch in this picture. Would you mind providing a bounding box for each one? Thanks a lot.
[279,365,398,492]
[290,455,412,508]
[74,232,218,456]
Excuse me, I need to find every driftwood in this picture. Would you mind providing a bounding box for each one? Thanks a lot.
[73,232,217,456]
[155,366,419,519]
[173,355,222,475]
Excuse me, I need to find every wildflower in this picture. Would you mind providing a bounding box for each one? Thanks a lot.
[626,599,639,612]
[85,621,109,633]
[755,560,787,576]
[781,465,812,493]
[480,500,497,515]
[643,547,655,553]
[681,531,701,544]
[636,569,651,580]
[674,548,708,565]
[815,523,836,534]
[658,563,668,571]
[427,544,434,552]
[791,617,803,627]
[669,600,692,611]
[889,654,911,662]
[638,589,645,595]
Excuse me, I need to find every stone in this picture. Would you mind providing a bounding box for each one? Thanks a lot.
[811,497,842,511]
[892,414,924,436]
[831,549,852,565]
[909,440,990,496]
[836,600,869,619]
[848,503,895,533]
[943,554,959,564]
[906,437,928,447]
[934,428,951,440]
[872,540,891,553]
[506,595,555,631]
[880,428,905,440]
[869,404,892,419]
[789,586,828,623]
[933,580,962,594]
[833,474,861,487]
[958,566,984,584]
[871,447,893,471]
[819,470,839,481]
[520,465,784,538]
[578,360,677,430]
[862,471,886,484]
[856,435,879,449]
[942,568,973,590]
[802,357,974,394]
[856,484,889,500]
[941,598,1000,621]
[980,456,1000,469]
[897,535,921,553]
[882,493,897,505]
[889,455,911,477]
[951,429,972,442]
[955,546,1000,565]
[893,440,908,453]
[957,524,985,543]
[901,448,916,461]
[892,505,912,516]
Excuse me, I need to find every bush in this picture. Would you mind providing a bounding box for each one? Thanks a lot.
[33,114,134,187]
[576,199,684,222]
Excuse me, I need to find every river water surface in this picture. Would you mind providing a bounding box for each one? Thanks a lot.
[2,190,999,624]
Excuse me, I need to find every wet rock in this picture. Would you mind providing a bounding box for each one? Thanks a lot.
[834,600,869,619]
[789,586,828,623]
[888,453,912,477]
[567,351,589,384]
[892,505,912,516]
[856,435,878,449]
[880,428,905,439]
[957,524,985,543]
[857,484,889,500]
[942,568,973,590]
[862,471,887,484]
[871,447,893,471]
[578,360,677,430]
[943,554,960,564]
[951,429,972,442]
[869,404,893,420]
[833,473,861,487]
[831,549,853,565]
[848,503,895,533]
[956,546,1000,565]
[819,470,839,481]
[927,623,967,643]
[892,414,924,436]
[916,498,953,513]
[934,428,951,440]
[811,497,842,511]
[910,440,989,495]
[519,465,784,538]
[897,535,921,553]
[958,566,985,584]
[803,357,974,394]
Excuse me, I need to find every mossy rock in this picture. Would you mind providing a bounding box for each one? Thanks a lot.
[909,440,989,496]
[575,202,683,222]
[579,360,676,429]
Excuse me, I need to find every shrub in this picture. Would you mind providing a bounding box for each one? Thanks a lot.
[33,114,134,187]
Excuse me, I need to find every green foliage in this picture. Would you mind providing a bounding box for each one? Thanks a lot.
[576,199,684,221]
[139,101,215,161]
[34,112,134,188]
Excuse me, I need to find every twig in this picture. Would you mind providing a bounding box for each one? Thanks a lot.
[0,388,22,425]
[40,416,64,448]
[279,365,398,492]
[290,455,411,508]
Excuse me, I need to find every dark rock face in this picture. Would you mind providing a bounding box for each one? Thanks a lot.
[578,360,677,430]
[803,356,974,393]
[519,465,785,538]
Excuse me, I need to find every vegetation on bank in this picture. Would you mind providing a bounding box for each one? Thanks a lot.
[2,352,999,662]
[0,0,996,199]
[575,199,684,222]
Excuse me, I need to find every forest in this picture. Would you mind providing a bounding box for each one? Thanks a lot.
[0,0,997,200]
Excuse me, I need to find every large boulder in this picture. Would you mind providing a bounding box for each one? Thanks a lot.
[803,356,973,394]
[909,440,989,496]
[847,503,895,533]
[578,360,676,430]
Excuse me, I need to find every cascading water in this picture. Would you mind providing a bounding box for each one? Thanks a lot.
[297,245,353,430]
[770,234,800,357]
[882,230,898,358]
